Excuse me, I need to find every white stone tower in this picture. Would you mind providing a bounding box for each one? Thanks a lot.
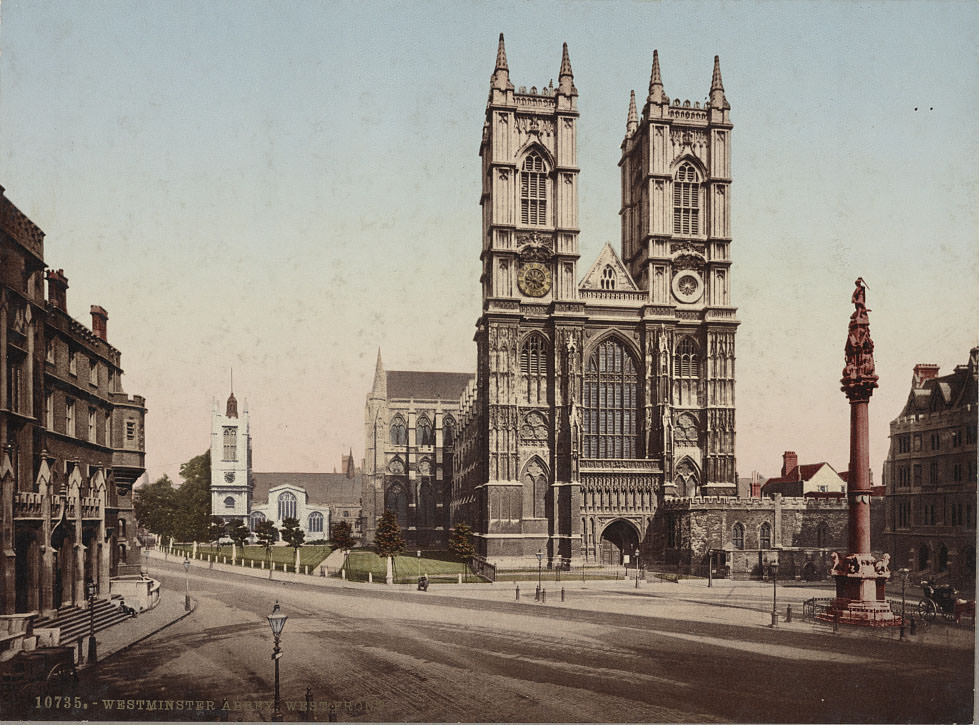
[210,390,253,523]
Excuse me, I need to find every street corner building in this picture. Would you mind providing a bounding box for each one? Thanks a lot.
[0,186,147,620]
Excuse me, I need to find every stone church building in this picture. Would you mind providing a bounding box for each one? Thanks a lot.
[366,37,850,573]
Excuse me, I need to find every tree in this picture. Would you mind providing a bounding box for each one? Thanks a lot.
[227,518,250,552]
[134,451,212,544]
[208,516,227,554]
[374,510,405,559]
[449,523,476,583]
[254,520,278,564]
[280,517,305,561]
[134,474,178,540]
[330,520,356,552]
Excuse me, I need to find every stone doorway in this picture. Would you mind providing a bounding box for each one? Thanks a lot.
[599,519,640,566]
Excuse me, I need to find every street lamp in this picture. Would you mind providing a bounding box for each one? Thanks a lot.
[898,567,910,640]
[86,580,98,664]
[769,559,780,628]
[183,557,191,612]
[267,601,288,722]
[634,548,641,588]
[536,550,543,600]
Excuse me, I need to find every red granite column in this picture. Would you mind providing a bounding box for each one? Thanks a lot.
[848,400,871,556]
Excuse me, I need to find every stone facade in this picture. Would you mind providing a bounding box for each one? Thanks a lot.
[451,39,738,567]
[882,351,977,589]
[0,185,147,616]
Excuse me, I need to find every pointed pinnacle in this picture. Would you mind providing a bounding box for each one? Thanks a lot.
[560,42,573,78]
[558,42,577,96]
[709,54,730,110]
[495,33,508,71]
[711,55,724,91]
[647,50,667,104]
[626,90,638,135]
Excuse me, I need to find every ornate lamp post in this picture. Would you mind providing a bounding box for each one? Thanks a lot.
[86,580,98,664]
[634,548,641,588]
[535,550,543,601]
[183,557,191,612]
[267,601,288,722]
[769,559,780,628]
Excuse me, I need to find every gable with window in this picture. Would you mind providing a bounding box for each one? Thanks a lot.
[600,265,616,290]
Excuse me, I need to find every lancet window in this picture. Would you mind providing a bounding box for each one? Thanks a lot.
[583,339,639,459]
[520,153,548,226]
[673,162,700,235]
[520,335,547,404]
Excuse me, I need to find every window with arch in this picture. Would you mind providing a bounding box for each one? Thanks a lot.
[307,511,323,533]
[583,338,639,459]
[674,336,700,406]
[520,335,547,405]
[223,426,237,461]
[249,511,266,531]
[759,522,772,549]
[520,153,548,226]
[418,480,435,528]
[673,162,700,235]
[600,266,616,290]
[816,521,829,548]
[442,415,456,447]
[223,496,235,509]
[732,523,745,550]
[278,491,297,521]
[390,416,407,446]
[417,416,434,446]
[385,483,408,529]
[522,459,548,519]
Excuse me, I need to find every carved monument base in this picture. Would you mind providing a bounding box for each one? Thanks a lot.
[817,553,900,627]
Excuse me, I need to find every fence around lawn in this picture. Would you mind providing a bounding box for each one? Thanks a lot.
[163,542,333,574]
[338,550,470,584]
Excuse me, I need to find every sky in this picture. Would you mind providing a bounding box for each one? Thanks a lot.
[1,1,976,487]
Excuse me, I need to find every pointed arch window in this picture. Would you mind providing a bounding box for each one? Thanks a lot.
[759,522,772,549]
[520,153,548,226]
[249,511,266,531]
[417,416,434,446]
[583,339,639,459]
[390,416,407,446]
[307,511,323,533]
[442,415,456,447]
[278,491,297,521]
[673,162,700,235]
[733,522,745,550]
[601,266,616,290]
[675,336,700,406]
[223,426,237,461]
[816,521,829,548]
[520,334,547,404]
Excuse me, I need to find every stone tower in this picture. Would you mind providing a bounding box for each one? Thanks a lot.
[618,52,738,495]
[210,389,253,523]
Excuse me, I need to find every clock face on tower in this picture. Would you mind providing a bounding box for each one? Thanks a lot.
[224,471,235,483]
[518,262,551,297]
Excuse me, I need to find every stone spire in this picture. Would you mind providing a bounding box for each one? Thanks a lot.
[708,55,730,110]
[371,348,387,399]
[647,49,668,105]
[626,90,638,135]
[491,33,514,91]
[557,42,577,96]
[346,448,355,478]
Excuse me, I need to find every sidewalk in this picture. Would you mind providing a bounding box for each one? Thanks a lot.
[84,588,195,665]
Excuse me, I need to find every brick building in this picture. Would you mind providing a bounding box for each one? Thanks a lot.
[883,350,977,589]
[0,185,146,616]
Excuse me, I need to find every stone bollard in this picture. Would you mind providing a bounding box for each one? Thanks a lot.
[561,587,565,602]
[515,585,520,601]
[260,560,265,569]
[786,604,792,623]
[458,573,463,584]
[368,572,373,583]
[341,568,346,580]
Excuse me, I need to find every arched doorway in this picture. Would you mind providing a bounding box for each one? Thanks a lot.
[50,527,74,609]
[599,519,640,567]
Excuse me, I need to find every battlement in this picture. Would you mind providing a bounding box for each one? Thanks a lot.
[662,495,849,511]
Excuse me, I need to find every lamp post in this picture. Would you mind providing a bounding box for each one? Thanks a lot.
[267,601,288,722]
[86,580,98,664]
[536,550,543,600]
[707,549,713,588]
[898,567,910,640]
[770,559,780,628]
[183,557,191,612]
[634,548,641,588]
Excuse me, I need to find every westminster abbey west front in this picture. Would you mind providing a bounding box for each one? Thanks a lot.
[368,36,739,568]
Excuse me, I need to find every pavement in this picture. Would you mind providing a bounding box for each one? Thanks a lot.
[143,548,975,651]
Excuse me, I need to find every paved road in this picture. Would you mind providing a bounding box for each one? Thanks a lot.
[54,559,975,722]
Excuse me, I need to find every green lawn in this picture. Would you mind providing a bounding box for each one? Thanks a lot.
[341,550,468,583]
[173,544,332,569]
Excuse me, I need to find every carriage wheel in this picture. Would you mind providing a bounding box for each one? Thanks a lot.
[918,598,937,622]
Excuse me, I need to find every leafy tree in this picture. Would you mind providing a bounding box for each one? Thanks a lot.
[227,518,250,552]
[280,516,305,556]
[449,523,476,583]
[208,516,227,554]
[330,520,356,552]
[254,520,278,563]
[133,451,212,544]
[134,475,178,539]
[374,510,405,559]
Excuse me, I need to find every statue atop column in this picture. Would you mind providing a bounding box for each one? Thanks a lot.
[841,278,879,402]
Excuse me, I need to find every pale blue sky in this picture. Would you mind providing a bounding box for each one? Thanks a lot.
[1,1,976,484]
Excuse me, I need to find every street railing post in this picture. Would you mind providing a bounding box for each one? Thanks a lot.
[515,585,520,601]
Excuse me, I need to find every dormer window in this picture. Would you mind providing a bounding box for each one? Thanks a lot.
[673,162,700,235]
[601,266,616,290]
[520,153,547,226]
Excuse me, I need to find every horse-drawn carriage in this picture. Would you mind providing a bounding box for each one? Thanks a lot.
[0,646,78,716]
[918,580,976,624]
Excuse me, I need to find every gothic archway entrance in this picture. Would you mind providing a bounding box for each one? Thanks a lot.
[599,519,640,567]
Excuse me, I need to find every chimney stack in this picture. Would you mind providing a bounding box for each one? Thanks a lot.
[45,269,68,311]
[90,305,108,340]
[912,364,940,388]
[781,451,798,478]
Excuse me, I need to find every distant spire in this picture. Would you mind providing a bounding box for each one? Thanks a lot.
[557,42,577,96]
[491,33,514,91]
[708,55,730,110]
[226,391,238,418]
[626,90,638,135]
[647,49,668,105]
[346,448,355,479]
[371,347,387,399]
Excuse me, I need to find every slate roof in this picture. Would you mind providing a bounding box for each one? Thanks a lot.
[900,357,978,416]
[763,463,832,487]
[386,371,473,401]
[252,472,363,506]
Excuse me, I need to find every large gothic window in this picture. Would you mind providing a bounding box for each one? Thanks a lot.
[417,416,434,446]
[385,483,409,529]
[442,415,455,447]
[520,153,548,226]
[673,162,700,235]
[223,426,237,461]
[390,416,407,446]
[675,336,700,406]
[583,339,639,459]
[520,334,547,404]
[307,511,323,533]
[522,459,548,518]
[759,522,772,549]
[278,492,297,521]
[249,511,266,531]
[732,522,745,550]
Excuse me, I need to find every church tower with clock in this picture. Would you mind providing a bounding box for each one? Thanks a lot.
[210,390,254,524]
